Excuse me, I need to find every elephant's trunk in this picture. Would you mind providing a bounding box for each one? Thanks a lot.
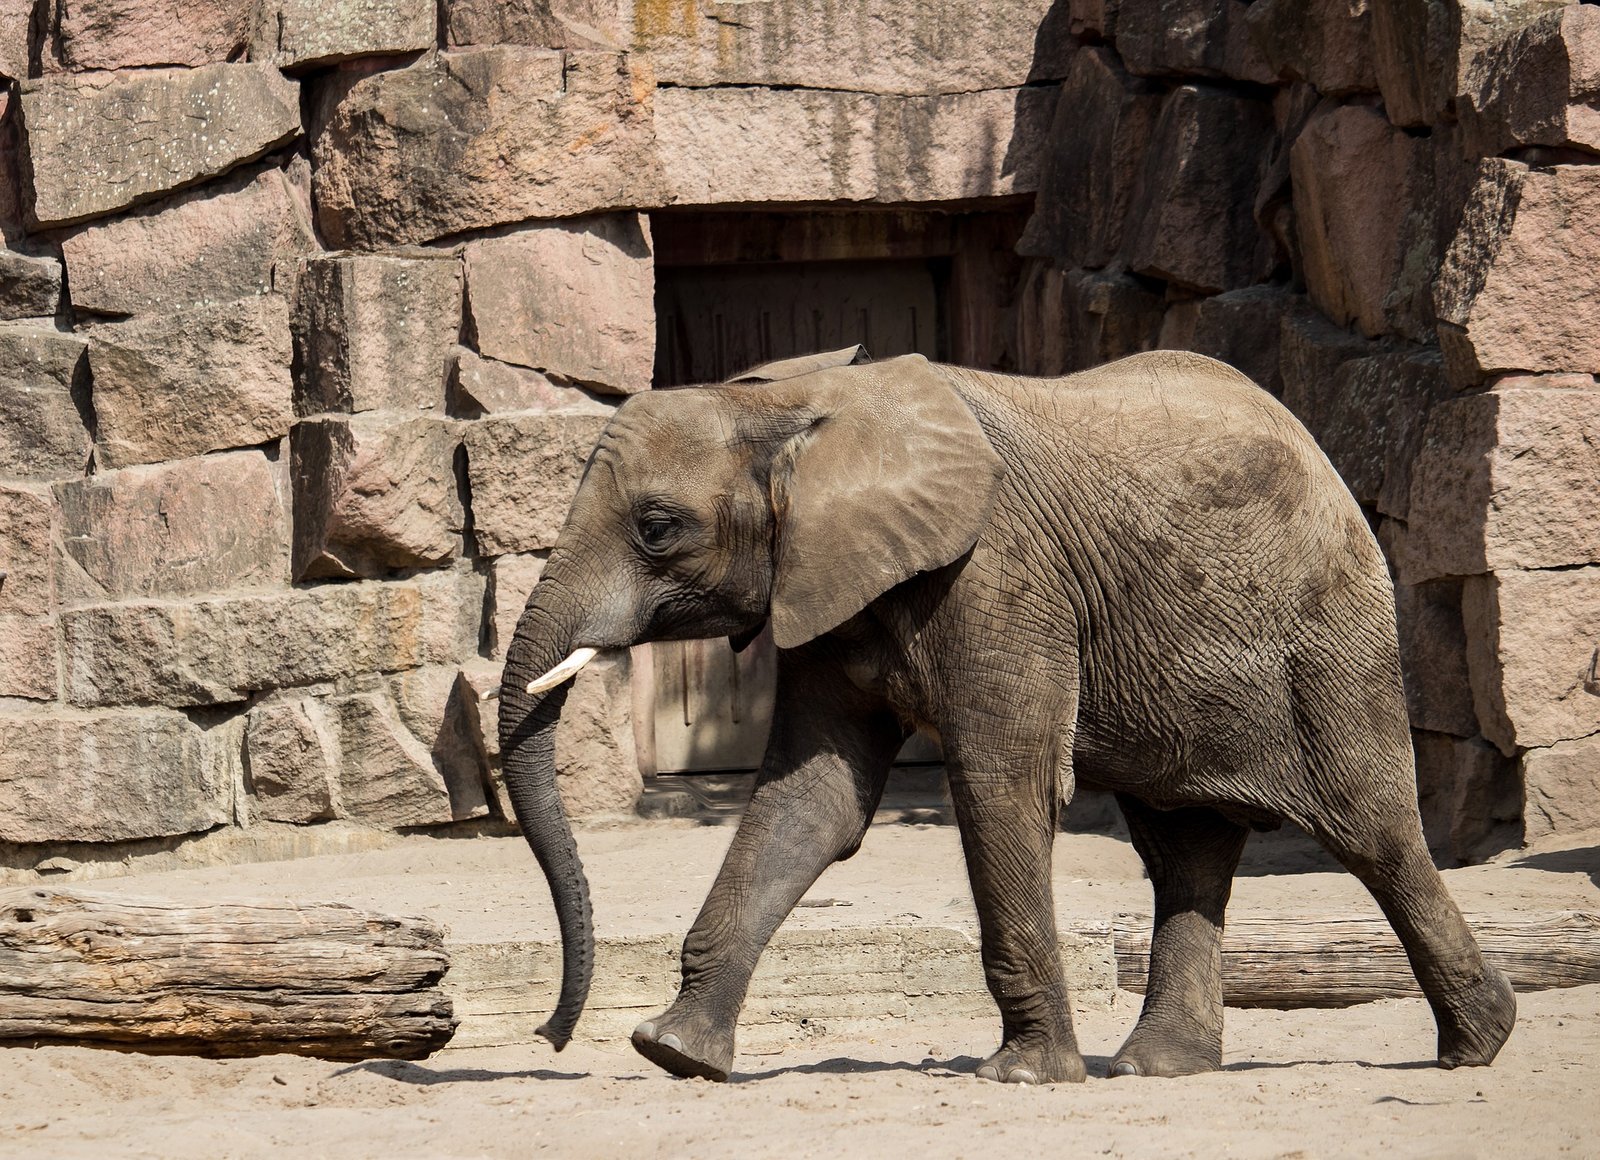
[497,588,593,1051]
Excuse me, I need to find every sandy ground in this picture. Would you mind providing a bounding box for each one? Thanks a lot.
[3,818,1599,1158]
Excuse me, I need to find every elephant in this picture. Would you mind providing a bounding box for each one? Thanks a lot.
[496,346,1516,1085]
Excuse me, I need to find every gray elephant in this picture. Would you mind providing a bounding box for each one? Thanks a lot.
[496,347,1515,1084]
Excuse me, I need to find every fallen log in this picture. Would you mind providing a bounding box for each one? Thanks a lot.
[0,887,457,1059]
[1115,911,1600,1007]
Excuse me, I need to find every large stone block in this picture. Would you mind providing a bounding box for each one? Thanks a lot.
[244,698,340,824]
[1395,578,1478,737]
[1413,731,1519,865]
[332,691,455,829]
[0,708,233,843]
[1521,734,1600,840]
[1017,48,1163,269]
[61,164,316,317]
[1372,0,1569,128]
[1123,86,1276,294]
[20,64,301,228]
[0,249,63,320]
[1244,0,1378,95]
[0,0,33,82]
[0,325,91,481]
[445,0,625,49]
[1291,104,1433,341]
[54,450,290,604]
[1277,307,1382,434]
[1463,567,1600,754]
[0,615,55,700]
[464,216,653,396]
[638,0,1071,95]
[1116,0,1274,83]
[1188,285,1303,397]
[1406,388,1600,583]
[655,85,1054,207]
[1436,161,1600,381]
[463,413,609,555]
[388,665,493,821]
[1459,5,1600,158]
[87,295,294,468]
[1306,348,1451,518]
[48,0,253,70]
[291,414,464,580]
[1014,261,1164,376]
[486,553,546,659]
[293,253,462,417]
[250,0,435,68]
[0,483,52,618]
[448,349,617,418]
[60,566,485,709]
[312,48,664,248]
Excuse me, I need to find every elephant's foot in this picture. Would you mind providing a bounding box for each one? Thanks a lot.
[976,1036,1087,1085]
[1108,1019,1222,1079]
[1435,965,1516,1069]
[631,1012,736,1082]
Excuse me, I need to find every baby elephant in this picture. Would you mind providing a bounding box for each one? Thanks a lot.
[496,348,1516,1083]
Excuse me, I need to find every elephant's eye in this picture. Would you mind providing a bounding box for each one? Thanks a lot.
[638,513,679,550]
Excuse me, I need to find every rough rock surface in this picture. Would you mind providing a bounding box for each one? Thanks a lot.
[1018,48,1162,269]
[1413,731,1519,865]
[388,665,493,821]
[21,64,301,228]
[487,553,546,659]
[445,0,626,49]
[1277,307,1381,433]
[1244,0,1377,96]
[1459,5,1600,158]
[312,49,663,248]
[332,691,455,828]
[1015,262,1165,375]
[60,567,484,710]
[62,165,316,317]
[0,483,53,618]
[293,254,462,417]
[55,450,291,603]
[1394,578,1478,738]
[1406,388,1600,583]
[1116,0,1273,83]
[291,414,464,580]
[464,215,654,395]
[244,699,341,824]
[1123,85,1276,293]
[0,249,63,320]
[87,295,294,468]
[1463,567,1600,755]
[463,413,608,555]
[1436,162,1600,380]
[0,325,91,481]
[1521,734,1600,840]
[49,0,254,70]
[251,0,436,68]
[1189,285,1301,397]
[0,709,233,843]
[448,349,616,418]
[0,614,56,700]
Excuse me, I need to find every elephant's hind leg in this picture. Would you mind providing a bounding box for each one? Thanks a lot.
[1110,796,1248,1078]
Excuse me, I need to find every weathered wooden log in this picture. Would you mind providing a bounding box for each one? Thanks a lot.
[0,888,457,1059]
[1115,911,1600,1007]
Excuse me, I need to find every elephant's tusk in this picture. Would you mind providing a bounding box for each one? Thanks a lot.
[479,685,502,701]
[526,647,599,694]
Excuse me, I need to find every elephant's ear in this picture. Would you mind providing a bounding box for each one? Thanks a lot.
[761,355,1005,649]
[729,345,869,383]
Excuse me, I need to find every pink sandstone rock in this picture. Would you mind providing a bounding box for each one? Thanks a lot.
[1521,734,1600,840]
[1014,262,1164,376]
[463,413,609,556]
[487,553,546,659]
[87,295,295,468]
[0,324,91,481]
[1405,388,1600,583]
[464,215,654,395]
[331,691,454,829]
[388,665,493,821]
[0,483,52,618]
[250,0,435,68]
[448,349,617,417]
[1463,567,1600,755]
[0,0,31,81]
[1413,731,1519,865]
[1116,0,1274,83]
[0,614,55,700]
[1394,578,1479,738]
[1244,0,1378,96]
[20,63,301,228]
[1436,161,1600,381]
[290,414,465,580]
[244,699,341,824]
[312,48,664,248]
[62,164,316,317]
[48,0,253,70]
[1459,4,1600,158]
[445,0,626,49]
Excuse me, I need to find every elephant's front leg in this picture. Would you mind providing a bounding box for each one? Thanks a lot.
[632,649,904,1081]
[945,718,1087,1085]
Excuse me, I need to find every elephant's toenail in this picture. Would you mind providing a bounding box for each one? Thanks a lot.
[1110,1061,1139,1077]
[976,1064,1000,1082]
[633,1022,656,1043]
[659,1033,684,1053]
[1007,1068,1038,1085]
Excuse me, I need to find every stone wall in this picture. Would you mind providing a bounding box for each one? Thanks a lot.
[0,0,1594,874]
[1019,0,1600,861]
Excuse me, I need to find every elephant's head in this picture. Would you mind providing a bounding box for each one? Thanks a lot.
[496,351,1005,1048]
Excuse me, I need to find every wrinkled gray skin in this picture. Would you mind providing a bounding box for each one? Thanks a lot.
[497,349,1516,1084]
